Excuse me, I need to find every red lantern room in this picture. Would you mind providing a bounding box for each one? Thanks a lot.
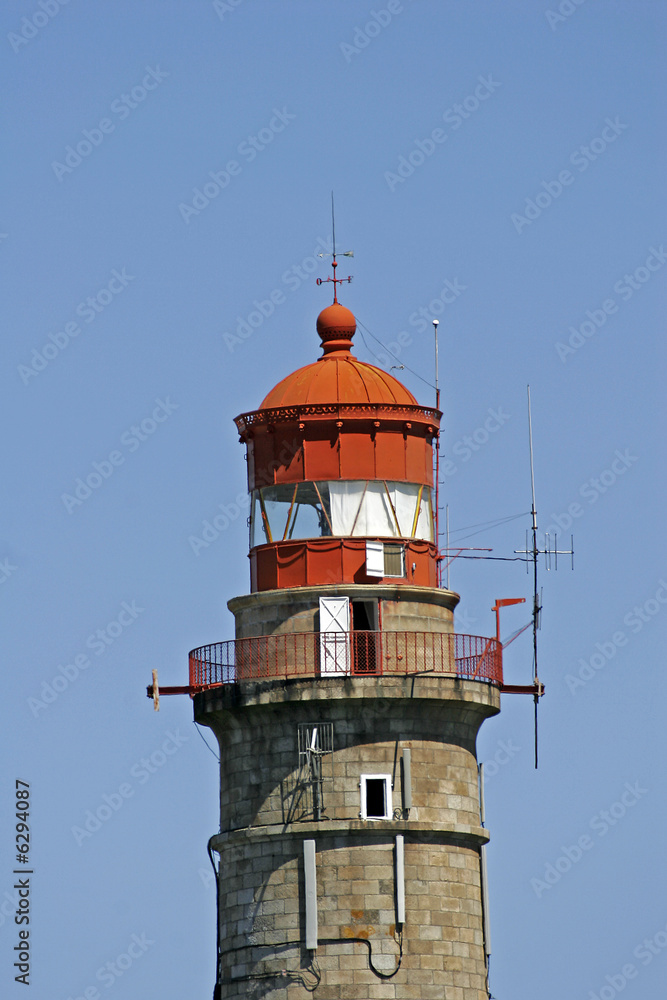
[234,301,441,592]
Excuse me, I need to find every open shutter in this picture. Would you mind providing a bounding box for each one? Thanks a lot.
[366,541,384,577]
[319,596,350,675]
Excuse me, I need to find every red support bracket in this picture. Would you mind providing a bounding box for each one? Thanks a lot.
[499,681,545,697]
[146,684,195,698]
[492,597,526,642]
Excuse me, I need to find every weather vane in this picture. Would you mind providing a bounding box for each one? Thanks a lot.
[316,191,353,303]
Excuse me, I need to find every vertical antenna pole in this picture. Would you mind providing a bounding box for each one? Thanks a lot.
[527,385,540,769]
[434,318,439,406]
[330,192,338,302]
[446,504,450,590]
[433,320,441,586]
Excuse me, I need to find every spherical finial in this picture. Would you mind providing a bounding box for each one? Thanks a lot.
[316,303,357,356]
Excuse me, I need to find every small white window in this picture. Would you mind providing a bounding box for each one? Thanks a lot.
[360,774,392,820]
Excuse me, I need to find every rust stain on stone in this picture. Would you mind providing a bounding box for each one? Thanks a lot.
[342,925,373,939]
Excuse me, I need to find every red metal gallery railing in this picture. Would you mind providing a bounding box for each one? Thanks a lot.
[188,631,502,690]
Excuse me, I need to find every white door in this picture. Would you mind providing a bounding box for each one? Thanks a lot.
[319,596,350,675]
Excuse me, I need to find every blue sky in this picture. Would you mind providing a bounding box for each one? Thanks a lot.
[2,1,666,997]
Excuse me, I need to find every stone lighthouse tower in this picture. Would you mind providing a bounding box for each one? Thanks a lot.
[188,277,504,999]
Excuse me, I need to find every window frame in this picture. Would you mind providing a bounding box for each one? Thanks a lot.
[249,480,434,548]
[360,773,393,820]
[383,542,406,578]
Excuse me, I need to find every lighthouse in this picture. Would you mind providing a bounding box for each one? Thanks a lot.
[185,270,505,999]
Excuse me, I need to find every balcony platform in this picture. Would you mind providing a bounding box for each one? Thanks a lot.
[189,630,502,689]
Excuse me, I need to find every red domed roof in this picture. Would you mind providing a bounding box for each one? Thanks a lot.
[260,356,418,408]
[259,303,418,408]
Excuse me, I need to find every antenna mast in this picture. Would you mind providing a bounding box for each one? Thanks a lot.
[527,386,541,768]
[521,386,572,764]
[433,319,441,587]
[445,504,450,590]
[499,388,573,763]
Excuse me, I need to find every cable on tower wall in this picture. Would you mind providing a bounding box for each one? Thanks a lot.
[319,932,404,979]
